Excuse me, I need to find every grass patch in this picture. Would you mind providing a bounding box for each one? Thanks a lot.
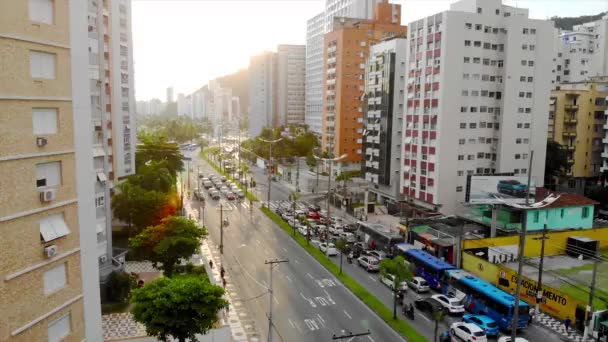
[261,207,427,342]
[201,151,258,201]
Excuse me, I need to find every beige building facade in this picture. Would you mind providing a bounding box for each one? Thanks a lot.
[0,0,102,341]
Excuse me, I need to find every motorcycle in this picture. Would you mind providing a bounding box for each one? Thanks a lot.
[402,305,415,320]
[347,252,353,264]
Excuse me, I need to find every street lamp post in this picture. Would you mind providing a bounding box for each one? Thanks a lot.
[259,138,283,207]
[314,154,348,235]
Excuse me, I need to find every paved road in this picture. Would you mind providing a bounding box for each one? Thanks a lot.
[188,151,405,342]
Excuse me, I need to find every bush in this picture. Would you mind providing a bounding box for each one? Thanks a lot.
[105,271,136,303]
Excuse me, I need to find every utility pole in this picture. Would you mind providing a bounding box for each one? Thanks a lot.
[219,203,225,254]
[265,258,289,342]
[511,150,534,340]
[332,330,371,340]
[296,157,300,192]
[533,221,549,322]
[582,246,601,341]
[259,138,282,207]
[327,161,332,227]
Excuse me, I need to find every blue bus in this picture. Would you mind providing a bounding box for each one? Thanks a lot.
[403,248,455,290]
[441,269,530,330]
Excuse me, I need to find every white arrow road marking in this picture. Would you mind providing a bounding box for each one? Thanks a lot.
[323,290,336,305]
[343,310,352,319]
[294,259,300,264]
[300,292,317,308]
[288,319,295,329]
[314,297,328,306]
[304,319,319,331]
[322,279,336,287]
[316,314,326,328]
[316,280,325,288]
[285,275,292,283]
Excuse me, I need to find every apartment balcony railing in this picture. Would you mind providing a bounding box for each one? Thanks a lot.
[563,117,578,124]
[565,104,579,110]
[562,131,576,137]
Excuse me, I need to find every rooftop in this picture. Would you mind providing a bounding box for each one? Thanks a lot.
[536,193,598,209]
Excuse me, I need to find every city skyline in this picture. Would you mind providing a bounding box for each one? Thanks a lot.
[132,0,607,101]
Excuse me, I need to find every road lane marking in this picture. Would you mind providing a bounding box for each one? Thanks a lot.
[285,275,292,283]
[288,319,295,329]
[304,319,319,331]
[323,290,336,305]
[314,297,328,306]
[273,295,279,305]
[343,310,352,319]
[294,259,300,264]
[368,336,375,342]
[282,247,288,253]
[300,292,317,308]
[293,321,302,333]
[368,275,377,282]
[316,314,326,328]
[419,313,431,322]
[307,273,314,279]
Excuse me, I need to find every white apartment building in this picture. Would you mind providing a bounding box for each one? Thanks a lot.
[305,0,382,135]
[249,51,277,137]
[166,86,174,103]
[277,45,306,126]
[403,0,553,215]
[554,15,608,84]
[231,96,241,122]
[88,0,135,279]
[363,37,408,203]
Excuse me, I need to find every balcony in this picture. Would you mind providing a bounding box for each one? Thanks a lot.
[562,131,576,137]
[356,138,363,144]
[326,121,335,127]
[327,68,336,75]
[327,56,336,64]
[564,117,578,124]
[565,104,579,110]
[565,145,575,150]
[327,79,336,86]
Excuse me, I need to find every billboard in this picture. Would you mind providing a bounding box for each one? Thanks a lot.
[466,175,536,204]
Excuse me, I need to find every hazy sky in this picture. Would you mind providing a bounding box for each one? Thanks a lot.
[132,0,607,101]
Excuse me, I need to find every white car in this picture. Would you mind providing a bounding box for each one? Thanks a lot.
[380,273,408,292]
[408,277,430,293]
[298,225,310,236]
[319,243,338,256]
[357,256,380,272]
[450,322,487,342]
[339,232,356,243]
[367,250,387,261]
[497,338,529,342]
[432,294,465,314]
[220,186,229,195]
[328,225,344,235]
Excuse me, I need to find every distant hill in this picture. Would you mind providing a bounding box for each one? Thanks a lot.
[216,69,249,113]
[551,12,606,30]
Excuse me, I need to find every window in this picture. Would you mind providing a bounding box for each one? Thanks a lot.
[519,92,525,98]
[471,90,479,96]
[522,44,528,50]
[521,60,527,66]
[465,23,472,29]
[44,263,66,295]
[473,57,480,64]
[474,41,481,47]
[523,153,528,159]
[48,313,71,342]
[526,92,532,98]
[458,155,464,160]
[95,194,105,208]
[480,122,487,128]
[460,106,467,113]
[477,152,484,158]
[459,139,465,145]
[456,186,463,192]
[467,154,475,160]
[36,161,61,188]
[29,0,54,24]
[534,211,540,223]
[464,57,470,63]
[464,40,471,47]
[527,77,533,82]
[475,24,482,31]
[528,61,534,67]
[463,73,470,80]
[33,108,58,135]
[462,90,469,96]
[470,107,478,113]
[460,123,466,129]
[520,76,526,82]
[30,51,56,79]
[582,207,589,218]
[524,123,530,128]
[531,28,536,34]
[515,154,521,159]
[523,28,529,34]
[39,213,70,242]
[530,45,535,51]
[469,123,477,129]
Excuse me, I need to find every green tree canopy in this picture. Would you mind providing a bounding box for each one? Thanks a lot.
[136,132,184,177]
[131,275,228,342]
[544,140,569,189]
[129,160,175,194]
[111,180,169,232]
[379,256,413,319]
[240,125,320,161]
[129,216,207,277]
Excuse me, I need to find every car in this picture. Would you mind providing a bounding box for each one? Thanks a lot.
[328,225,344,235]
[450,322,487,342]
[214,182,222,189]
[210,191,220,200]
[194,189,204,200]
[351,242,369,258]
[198,173,205,179]
[308,211,321,219]
[462,314,499,337]
[432,294,465,314]
[226,191,236,200]
[231,185,239,192]
[298,225,310,236]
[380,273,408,292]
[497,337,529,342]
[201,177,209,182]
[319,243,338,256]
[339,232,356,243]
[414,297,444,316]
[367,250,388,261]
[357,256,380,272]
[203,180,213,189]
[192,188,201,199]
[236,190,246,199]
[220,176,227,182]
[308,205,321,212]
[408,277,430,293]
[220,186,229,195]
[342,223,357,232]
[330,216,345,225]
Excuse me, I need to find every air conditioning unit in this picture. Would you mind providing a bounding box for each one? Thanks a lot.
[99,255,108,264]
[39,189,56,202]
[44,245,58,258]
[36,137,48,147]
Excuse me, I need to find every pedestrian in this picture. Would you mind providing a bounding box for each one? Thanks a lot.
[209,259,214,269]
[565,316,572,332]
[225,303,230,316]
[220,266,225,279]
[222,277,227,288]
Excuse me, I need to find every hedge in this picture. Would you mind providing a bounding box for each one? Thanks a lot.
[260,207,427,342]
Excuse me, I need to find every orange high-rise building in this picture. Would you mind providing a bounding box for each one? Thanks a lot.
[322,0,407,169]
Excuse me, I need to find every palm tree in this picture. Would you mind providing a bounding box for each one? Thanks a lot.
[335,238,348,275]
[379,256,413,319]
[434,310,445,342]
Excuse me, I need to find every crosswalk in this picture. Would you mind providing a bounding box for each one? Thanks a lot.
[263,200,311,211]
[210,199,252,211]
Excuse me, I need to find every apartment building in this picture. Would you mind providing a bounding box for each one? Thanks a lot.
[88,0,135,280]
[166,86,174,103]
[603,94,608,173]
[306,1,383,135]
[548,78,608,192]
[277,44,306,126]
[362,37,408,202]
[322,0,407,171]
[248,51,277,137]
[554,15,608,84]
[0,0,102,340]
[403,0,553,215]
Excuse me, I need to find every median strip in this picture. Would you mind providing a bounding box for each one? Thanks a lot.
[200,151,258,201]
[260,207,427,342]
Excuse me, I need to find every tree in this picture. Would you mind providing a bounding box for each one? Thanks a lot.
[129,216,207,277]
[335,238,348,275]
[105,271,136,303]
[379,256,413,319]
[136,132,184,177]
[131,275,228,342]
[434,310,445,342]
[130,160,175,194]
[336,170,361,195]
[112,180,169,233]
[306,152,317,168]
[544,140,569,190]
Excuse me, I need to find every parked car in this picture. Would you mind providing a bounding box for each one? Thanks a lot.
[367,250,388,261]
[319,243,338,256]
[226,191,236,200]
[408,277,430,293]
[220,186,229,195]
[450,322,487,342]
[214,182,222,189]
[357,256,380,272]
[432,294,465,314]
[380,273,408,292]
[236,190,246,199]
[462,314,499,337]
[414,297,444,316]
[210,191,220,200]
